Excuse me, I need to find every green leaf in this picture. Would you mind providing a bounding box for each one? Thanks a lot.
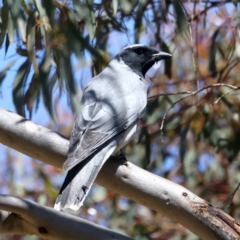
[16,47,29,57]
[160,39,172,78]
[63,57,76,94]
[144,128,151,169]
[183,148,197,180]
[24,74,40,119]
[147,97,159,115]
[65,17,106,63]
[26,12,38,75]
[12,59,31,117]
[6,0,21,24]
[4,34,9,57]
[119,0,138,15]
[208,28,220,76]
[232,0,238,7]
[173,0,188,35]
[138,127,151,169]
[179,122,190,162]
[48,71,57,93]
[17,18,26,43]
[20,0,27,9]
[42,0,55,27]
[38,170,58,198]
[113,0,118,16]
[74,0,96,39]
[7,9,14,43]
[134,0,148,43]
[0,59,16,92]
[34,0,46,18]
[0,4,9,48]
[26,11,36,40]
[39,54,55,120]
[57,52,80,114]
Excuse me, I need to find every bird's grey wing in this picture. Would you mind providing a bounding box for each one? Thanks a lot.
[63,87,142,171]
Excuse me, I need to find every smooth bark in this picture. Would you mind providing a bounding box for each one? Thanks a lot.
[0,195,132,240]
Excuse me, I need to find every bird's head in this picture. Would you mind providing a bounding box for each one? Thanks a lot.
[118,44,172,78]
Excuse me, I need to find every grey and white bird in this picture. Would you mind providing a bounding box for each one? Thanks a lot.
[54,44,171,211]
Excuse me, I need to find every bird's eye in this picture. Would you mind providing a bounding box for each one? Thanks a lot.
[136,49,143,55]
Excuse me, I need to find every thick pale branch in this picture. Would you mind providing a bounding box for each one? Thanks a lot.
[0,107,239,239]
[0,109,68,168]
[0,195,132,240]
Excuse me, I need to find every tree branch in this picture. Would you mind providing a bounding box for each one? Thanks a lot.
[0,107,239,239]
[0,194,133,240]
[157,84,240,132]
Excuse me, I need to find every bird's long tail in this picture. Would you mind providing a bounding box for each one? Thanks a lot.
[54,142,117,211]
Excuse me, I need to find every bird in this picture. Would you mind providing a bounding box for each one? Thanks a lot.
[54,44,172,211]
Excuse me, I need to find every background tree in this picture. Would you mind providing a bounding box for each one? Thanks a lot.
[1,0,240,239]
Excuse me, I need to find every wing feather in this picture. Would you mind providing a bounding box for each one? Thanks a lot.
[63,69,147,171]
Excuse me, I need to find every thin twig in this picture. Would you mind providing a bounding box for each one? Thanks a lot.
[228,182,240,208]
[159,83,240,135]
[214,89,236,105]
[221,58,240,83]
[160,94,191,132]
[223,182,240,210]
[148,91,192,101]
[150,83,240,101]
[122,18,131,45]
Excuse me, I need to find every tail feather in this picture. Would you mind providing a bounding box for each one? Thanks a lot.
[54,142,116,211]
[54,123,138,211]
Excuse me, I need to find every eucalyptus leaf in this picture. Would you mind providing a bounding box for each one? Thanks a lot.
[24,74,40,118]
[119,0,138,15]
[0,4,9,48]
[4,34,9,57]
[0,59,16,91]
[144,128,151,169]
[6,0,21,24]
[42,0,55,27]
[160,39,172,78]
[179,122,190,162]
[113,0,118,16]
[134,0,148,43]
[39,55,55,120]
[58,52,80,114]
[34,0,46,18]
[17,18,26,43]
[74,0,96,39]
[208,28,220,76]
[7,10,14,43]
[173,0,188,35]
[26,12,38,75]
[12,59,31,117]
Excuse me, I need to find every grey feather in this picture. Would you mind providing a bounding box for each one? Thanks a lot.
[54,44,171,210]
[63,58,147,171]
[54,122,138,210]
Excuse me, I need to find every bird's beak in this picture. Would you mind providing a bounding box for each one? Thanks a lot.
[142,51,172,77]
[151,52,172,61]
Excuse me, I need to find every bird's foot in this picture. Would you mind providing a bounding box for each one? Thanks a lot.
[117,149,127,162]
